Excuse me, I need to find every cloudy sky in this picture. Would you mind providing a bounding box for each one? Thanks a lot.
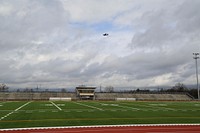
[0,0,200,89]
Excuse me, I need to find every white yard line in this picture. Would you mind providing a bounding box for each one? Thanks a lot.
[141,104,175,111]
[122,103,175,111]
[0,101,31,121]
[73,102,103,111]
[0,101,7,105]
[113,104,139,110]
[50,101,62,111]
[14,102,31,111]
[100,103,139,110]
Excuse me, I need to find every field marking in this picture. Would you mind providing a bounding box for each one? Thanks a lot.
[144,103,175,111]
[149,104,167,106]
[101,102,139,110]
[26,127,200,133]
[50,101,62,111]
[0,101,9,107]
[0,101,6,105]
[14,102,31,111]
[0,101,31,121]
[4,126,200,133]
[123,103,175,111]
[1,124,200,131]
[73,102,103,111]
[113,104,139,110]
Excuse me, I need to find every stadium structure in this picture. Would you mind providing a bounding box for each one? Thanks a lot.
[76,86,96,100]
[0,86,193,101]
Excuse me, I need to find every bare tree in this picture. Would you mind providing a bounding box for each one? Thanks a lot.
[105,86,114,92]
[61,88,67,93]
[0,84,9,92]
[173,83,188,92]
[167,83,188,92]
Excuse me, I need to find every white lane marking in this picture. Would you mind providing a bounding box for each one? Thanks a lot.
[73,102,103,111]
[0,101,31,121]
[50,101,62,111]
[1,124,200,131]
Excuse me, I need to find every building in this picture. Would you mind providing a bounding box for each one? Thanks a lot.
[76,86,96,100]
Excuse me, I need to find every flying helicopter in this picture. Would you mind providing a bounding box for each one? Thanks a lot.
[103,33,109,36]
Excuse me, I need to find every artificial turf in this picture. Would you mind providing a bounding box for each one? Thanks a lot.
[0,101,200,129]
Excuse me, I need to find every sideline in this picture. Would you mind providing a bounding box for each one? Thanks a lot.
[1,124,200,131]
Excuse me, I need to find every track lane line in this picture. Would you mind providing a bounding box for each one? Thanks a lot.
[1,124,200,132]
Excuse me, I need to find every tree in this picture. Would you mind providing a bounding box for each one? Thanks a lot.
[104,86,114,92]
[136,88,140,92]
[167,83,188,92]
[61,88,67,93]
[0,84,9,92]
[173,83,188,92]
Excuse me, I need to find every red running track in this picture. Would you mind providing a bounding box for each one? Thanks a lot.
[1,125,200,133]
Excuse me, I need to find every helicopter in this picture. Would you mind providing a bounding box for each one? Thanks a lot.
[103,33,109,36]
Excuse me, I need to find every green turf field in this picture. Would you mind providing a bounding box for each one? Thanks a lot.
[0,101,200,129]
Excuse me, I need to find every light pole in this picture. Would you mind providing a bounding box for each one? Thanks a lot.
[193,53,199,99]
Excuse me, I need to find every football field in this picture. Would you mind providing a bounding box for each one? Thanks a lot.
[0,101,200,129]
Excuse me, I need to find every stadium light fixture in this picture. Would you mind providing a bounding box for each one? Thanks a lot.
[193,52,199,99]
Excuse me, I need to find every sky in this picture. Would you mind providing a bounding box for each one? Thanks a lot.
[0,0,200,89]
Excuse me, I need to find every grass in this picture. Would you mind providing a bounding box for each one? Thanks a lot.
[0,101,200,129]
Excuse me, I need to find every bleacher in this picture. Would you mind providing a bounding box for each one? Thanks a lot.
[95,92,193,101]
[0,92,76,101]
[0,92,193,101]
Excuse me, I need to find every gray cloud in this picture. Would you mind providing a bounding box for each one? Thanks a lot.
[127,0,200,85]
[0,0,68,51]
